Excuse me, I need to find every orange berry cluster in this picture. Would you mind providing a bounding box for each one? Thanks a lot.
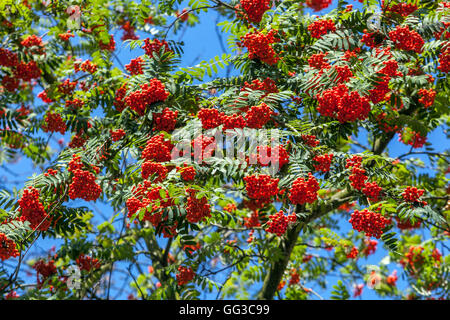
[308,19,336,39]
[186,189,211,223]
[245,103,274,128]
[418,88,436,108]
[240,0,271,24]
[124,79,170,116]
[143,38,171,56]
[313,153,333,172]
[401,186,425,203]
[244,174,279,202]
[18,186,50,231]
[389,25,424,53]
[110,128,126,142]
[142,133,174,162]
[153,107,178,132]
[288,172,320,205]
[77,254,101,272]
[125,57,144,75]
[0,233,19,261]
[141,161,168,182]
[241,29,279,65]
[68,155,102,202]
[349,209,390,238]
[177,164,196,181]
[265,210,296,236]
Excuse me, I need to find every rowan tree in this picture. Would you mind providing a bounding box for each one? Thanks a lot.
[0,0,449,300]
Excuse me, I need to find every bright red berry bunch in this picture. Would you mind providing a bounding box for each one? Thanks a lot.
[153,107,178,132]
[288,172,320,205]
[33,259,57,287]
[308,19,336,39]
[252,145,289,169]
[438,46,449,73]
[363,238,378,256]
[241,78,278,96]
[124,79,170,116]
[396,217,421,230]
[142,133,174,162]
[346,246,359,259]
[125,57,144,75]
[99,35,116,51]
[141,161,168,182]
[240,0,271,23]
[349,166,368,191]
[389,25,424,53]
[0,233,19,261]
[316,84,371,123]
[222,113,246,130]
[313,153,333,172]
[265,210,296,236]
[197,108,224,129]
[42,112,66,134]
[362,181,382,202]
[301,134,320,147]
[69,168,102,202]
[243,174,279,202]
[143,38,171,56]
[402,186,425,203]
[388,3,418,17]
[1,75,19,92]
[245,103,274,128]
[418,88,436,108]
[176,266,195,286]
[114,84,128,112]
[177,164,196,181]
[77,254,101,271]
[308,53,329,69]
[241,29,279,65]
[21,35,45,54]
[120,21,139,41]
[399,129,427,148]
[306,0,332,12]
[349,209,390,238]
[79,60,97,73]
[186,188,211,223]
[18,186,50,231]
[361,32,382,48]
[243,211,261,228]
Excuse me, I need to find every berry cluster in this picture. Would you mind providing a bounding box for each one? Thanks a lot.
[99,35,116,51]
[65,98,85,110]
[77,254,101,271]
[14,60,41,81]
[362,238,378,256]
[241,78,278,96]
[265,210,296,236]
[245,103,274,128]
[306,0,332,12]
[346,246,359,259]
[386,270,398,286]
[316,84,371,123]
[58,79,77,96]
[244,174,279,202]
[2,76,19,92]
[312,153,333,172]
[197,108,223,130]
[308,19,336,39]
[301,134,320,147]
[240,0,271,24]
[349,209,390,238]
[153,107,178,132]
[176,266,195,286]
[361,32,383,48]
[399,129,427,148]
[69,168,102,202]
[289,268,300,285]
[396,217,421,230]
[418,88,436,108]
[42,112,67,134]
[222,113,246,130]
[114,84,128,112]
[18,187,50,231]
[288,172,320,205]
[177,164,196,181]
[388,3,418,17]
[124,79,170,116]
[402,186,425,203]
[438,46,449,73]
[308,53,329,69]
[191,135,216,162]
[362,181,382,202]
[141,161,168,182]
[251,145,289,169]
[78,60,97,74]
[389,25,424,53]
[0,48,19,67]
[125,57,144,75]
[243,211,261,228]
[142,133,174,162]
[143,38,171,56]
[21,35,45,54]
[33,259,57,287]
[110,129,126,142]
[0,233,19,261]
[241,29,279,65]
[186,189,211,223]
[120,21,139,41]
